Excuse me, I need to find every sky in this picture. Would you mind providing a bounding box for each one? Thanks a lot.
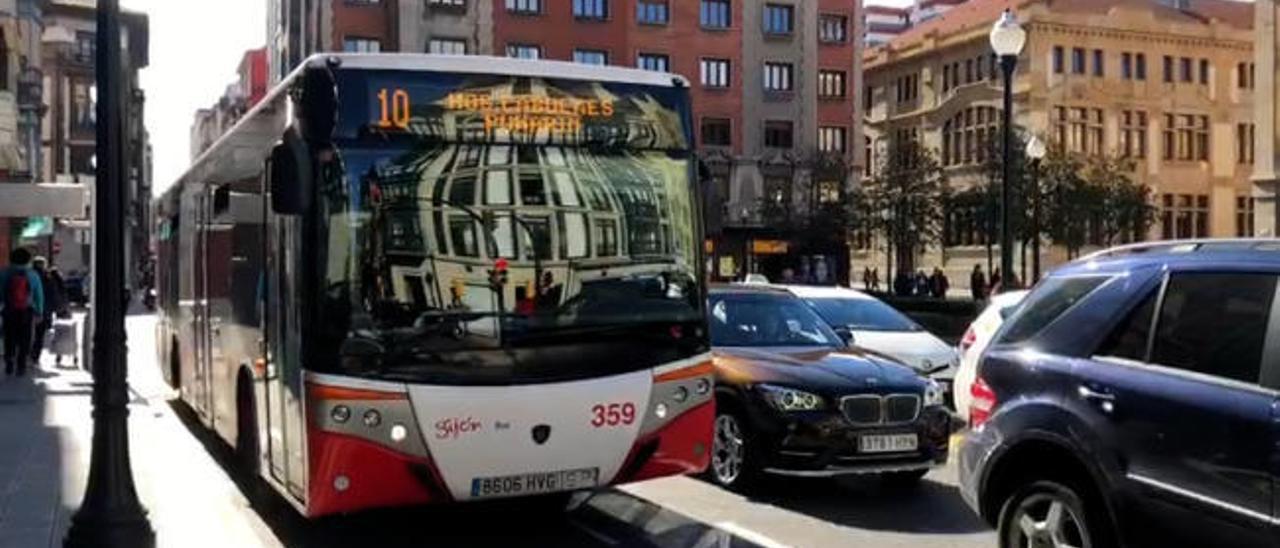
[120,0,267,195]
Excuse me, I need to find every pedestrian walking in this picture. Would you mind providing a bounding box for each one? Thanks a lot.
[31,257,67,364]
[1,247,44,377]
[862,267,872,290]
[870,268,880,291]
[914,269,930,297]
[931,267,950,299]
[990,268,1003,296]
[970,265,987,301]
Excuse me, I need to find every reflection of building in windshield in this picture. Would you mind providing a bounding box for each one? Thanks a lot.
[362,141,695,340]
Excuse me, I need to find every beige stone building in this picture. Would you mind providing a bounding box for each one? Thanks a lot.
[860,0,1254,289]
[1253,0,1280,236]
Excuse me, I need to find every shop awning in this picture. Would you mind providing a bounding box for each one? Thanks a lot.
[0,183,88,218]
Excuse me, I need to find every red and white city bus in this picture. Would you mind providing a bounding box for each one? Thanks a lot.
[154,54,712,517]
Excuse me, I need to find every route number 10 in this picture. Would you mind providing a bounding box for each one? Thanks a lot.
[377,88,411,129]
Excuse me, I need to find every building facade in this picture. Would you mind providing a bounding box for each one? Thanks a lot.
[263,0,863,284]
[861,0,1254,289]
[1253,0,1280,237]
[41,0,149,281]
[190,48,269,161]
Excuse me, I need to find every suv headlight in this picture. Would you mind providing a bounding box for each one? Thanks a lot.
[924,379,945,407]
[758,384,825,411]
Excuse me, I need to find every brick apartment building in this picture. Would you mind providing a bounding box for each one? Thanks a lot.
[264,0,863,284]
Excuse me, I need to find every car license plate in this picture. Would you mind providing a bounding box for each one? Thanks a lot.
[859,433,918,453]
[470,467,599,499]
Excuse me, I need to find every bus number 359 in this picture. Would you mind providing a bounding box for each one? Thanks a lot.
[591,403,636,427]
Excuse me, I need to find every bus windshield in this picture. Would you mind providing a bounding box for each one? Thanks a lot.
[312,70,704,381]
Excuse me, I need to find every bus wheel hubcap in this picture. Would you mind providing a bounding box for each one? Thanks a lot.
[712,414,744,484]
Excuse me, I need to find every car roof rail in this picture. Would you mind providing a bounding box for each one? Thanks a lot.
[1076,238,1280,263]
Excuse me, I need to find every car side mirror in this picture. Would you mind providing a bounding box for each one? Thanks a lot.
[834,327,855,347]
[268,130,313,215]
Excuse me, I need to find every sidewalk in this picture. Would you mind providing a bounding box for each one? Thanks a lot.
[0,314,281,548]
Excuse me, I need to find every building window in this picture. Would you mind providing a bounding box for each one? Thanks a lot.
[1199,59,1210,85]
[1071,47,1085,74]
[573,0,608,19]
[1160,194,1209,239]
[818,70,846,98]
[637,0,668,24]
[896,73,919,103]
[72,81,94,131]
[428,38,467,55]
[1136,53,1146,80]
[941,106,1000,166]
[1162,113,1209,161]
[637,53,669,72]
[1121,52,1132,79]
[573,49,608,65]
[863,85,874,110]
[1092,49,1104,77]
[75,31,95,62]
[1053,46,1064,74]
[1051,106,1104,155]
[1179,57,1192,82]
[763,4,794,35]
[1163,55,1173,83]
[1237,122,1256,164]
[1237,196,1256,237]
[427,0,464,6]
[819,14,848,43]
[506,0,541,14]
[506,43,542,59]
[1120,110,1147,159]
[1238,62,1255,89]
[819,126,847,153]
[764,120,794,148]
[348,0,381,3]
[764,62,793,92]
[343,37,381,53]
[942,64,952,92]
[702,118,731,146]
[965,59,974,83]
[701,0,730,28]
[700,58,730,88]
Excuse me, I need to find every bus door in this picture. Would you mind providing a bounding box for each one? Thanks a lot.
[264,211,307,500]
[190,189,213,419]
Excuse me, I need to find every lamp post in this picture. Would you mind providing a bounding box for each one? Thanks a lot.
[1025,135,1047,283]
[63,0,155,546]
[990,9,1026,290]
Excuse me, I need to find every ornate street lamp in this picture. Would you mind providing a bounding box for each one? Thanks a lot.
[63,0,155,546]
[990,9,1026,290]
[1025,135,1047,283]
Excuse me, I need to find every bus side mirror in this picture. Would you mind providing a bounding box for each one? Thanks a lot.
[269,132,313,215]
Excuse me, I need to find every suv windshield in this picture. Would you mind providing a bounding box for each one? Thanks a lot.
[805,297,921,332]
[709,293,843,347]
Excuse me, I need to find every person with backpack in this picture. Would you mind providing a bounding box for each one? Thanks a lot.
[1,247,44,377]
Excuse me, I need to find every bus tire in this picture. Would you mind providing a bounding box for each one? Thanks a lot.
[235,371,260,475]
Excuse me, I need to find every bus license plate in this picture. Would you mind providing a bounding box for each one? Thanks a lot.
[470,468,599,499]
[859,434,918,453]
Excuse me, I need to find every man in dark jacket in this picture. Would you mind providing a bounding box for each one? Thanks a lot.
[1,247,44,377]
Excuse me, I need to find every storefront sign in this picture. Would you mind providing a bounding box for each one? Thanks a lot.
[751,240,789,255]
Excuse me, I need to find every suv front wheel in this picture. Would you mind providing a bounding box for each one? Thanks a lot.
[997,480,1099,548]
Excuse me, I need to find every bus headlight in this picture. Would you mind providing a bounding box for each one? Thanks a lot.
[654,403,668,419]
[695,378,711,395]
[363,409,382,428]
[331,405,351,424]
[389,423,407,442]
[672,386,689,403]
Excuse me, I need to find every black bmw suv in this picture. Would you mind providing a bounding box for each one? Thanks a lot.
[705,285,951,490]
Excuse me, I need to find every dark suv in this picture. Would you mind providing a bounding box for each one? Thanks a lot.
[959,240,1280,548]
